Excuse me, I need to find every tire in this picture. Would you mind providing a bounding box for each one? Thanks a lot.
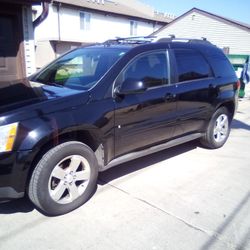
[200,107,231,149]
[28,141,98,216]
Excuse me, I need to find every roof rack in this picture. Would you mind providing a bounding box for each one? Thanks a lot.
[155,35,212,44]
[103,36,212,45]
[104,36,156,45]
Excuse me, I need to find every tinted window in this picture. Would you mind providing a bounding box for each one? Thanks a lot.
[33,47,128,90]
[174,49,211,82]
[208,50,236,78]
[121,51,168,88]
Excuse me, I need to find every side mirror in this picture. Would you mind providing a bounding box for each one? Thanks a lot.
[115,78,147,95]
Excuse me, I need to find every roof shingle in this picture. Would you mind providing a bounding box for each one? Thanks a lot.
[54,0,173,24]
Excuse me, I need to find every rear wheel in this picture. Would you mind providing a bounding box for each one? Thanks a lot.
[200,107,231,149]
[28,141,98,216]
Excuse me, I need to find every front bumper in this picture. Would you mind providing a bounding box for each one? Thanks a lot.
[0,150,33,201]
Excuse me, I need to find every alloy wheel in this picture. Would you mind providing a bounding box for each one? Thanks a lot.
[48,155,91,204]
[213,114,229,143]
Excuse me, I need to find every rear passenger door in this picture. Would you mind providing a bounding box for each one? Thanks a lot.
[171,48,216,137]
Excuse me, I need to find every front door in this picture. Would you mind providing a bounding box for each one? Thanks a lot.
[0,4,24,82]
[114,50,177,157]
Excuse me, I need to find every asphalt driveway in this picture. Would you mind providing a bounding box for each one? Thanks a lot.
[0,91,250,250]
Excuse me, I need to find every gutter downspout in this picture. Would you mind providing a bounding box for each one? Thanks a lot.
[57,3,61,41]
[53,2,62,58]
[33,1,49,28]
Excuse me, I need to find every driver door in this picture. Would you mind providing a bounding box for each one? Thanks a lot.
[114,50,178,157]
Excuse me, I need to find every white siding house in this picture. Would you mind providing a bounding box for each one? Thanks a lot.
[154,8,250,55]
[33,0,173,68]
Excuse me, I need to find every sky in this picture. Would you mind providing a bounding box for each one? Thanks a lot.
[140,0,250,24]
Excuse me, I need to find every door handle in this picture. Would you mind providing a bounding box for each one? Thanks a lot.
[164,93,176,101]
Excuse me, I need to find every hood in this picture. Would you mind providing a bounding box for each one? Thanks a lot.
[0,79,89,125]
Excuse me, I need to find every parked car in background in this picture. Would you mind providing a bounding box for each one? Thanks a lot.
[0,37,239,215]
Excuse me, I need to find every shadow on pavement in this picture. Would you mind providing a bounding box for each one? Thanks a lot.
[0,141,198,215]
[0,197,34,214]
[231,119,250,131]
[99,140,198,184]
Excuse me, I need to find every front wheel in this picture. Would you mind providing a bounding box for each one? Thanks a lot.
[28,141,98,216]
[200,107,231,149]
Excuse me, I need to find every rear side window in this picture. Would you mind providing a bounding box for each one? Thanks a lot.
[207,50,236,77]
[174,49,212,82]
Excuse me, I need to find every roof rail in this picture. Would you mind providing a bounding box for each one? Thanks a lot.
[155,36,212,44]
[103,36,212,45]
[104,36,156,45]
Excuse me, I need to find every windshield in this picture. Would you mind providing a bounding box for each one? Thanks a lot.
[33,47,128,90]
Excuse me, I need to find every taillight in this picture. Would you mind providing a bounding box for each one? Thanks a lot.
[236,80,240,89]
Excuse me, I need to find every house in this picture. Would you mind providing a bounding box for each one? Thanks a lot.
[0,0,50,82]
[153,8,250,55]
[33,0,174,68]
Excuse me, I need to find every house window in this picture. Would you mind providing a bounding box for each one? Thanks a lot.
[130,20,137,36]
[80,12,91,30]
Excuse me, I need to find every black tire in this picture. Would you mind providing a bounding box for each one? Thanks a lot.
[28,141,98,216]
[200,107,231,149]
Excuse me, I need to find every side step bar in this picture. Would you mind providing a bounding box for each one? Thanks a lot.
[100,133,202,172]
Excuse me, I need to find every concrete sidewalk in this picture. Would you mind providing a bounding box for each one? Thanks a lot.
[0,96,250,250]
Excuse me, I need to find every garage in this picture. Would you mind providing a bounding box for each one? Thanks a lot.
[0,0,50,83]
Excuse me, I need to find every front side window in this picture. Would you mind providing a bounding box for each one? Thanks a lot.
[174,49,212,82]
[119,51,169,88]
[33,48,128,90]
[80,12,91,30]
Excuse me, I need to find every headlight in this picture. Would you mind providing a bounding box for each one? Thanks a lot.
[0,123,18,153]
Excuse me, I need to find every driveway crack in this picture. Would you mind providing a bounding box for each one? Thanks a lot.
[99,179,237,249]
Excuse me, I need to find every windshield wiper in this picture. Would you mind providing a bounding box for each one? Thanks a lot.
[49,82,64,88]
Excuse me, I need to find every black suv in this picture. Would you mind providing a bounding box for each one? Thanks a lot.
[0,37,238,215]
